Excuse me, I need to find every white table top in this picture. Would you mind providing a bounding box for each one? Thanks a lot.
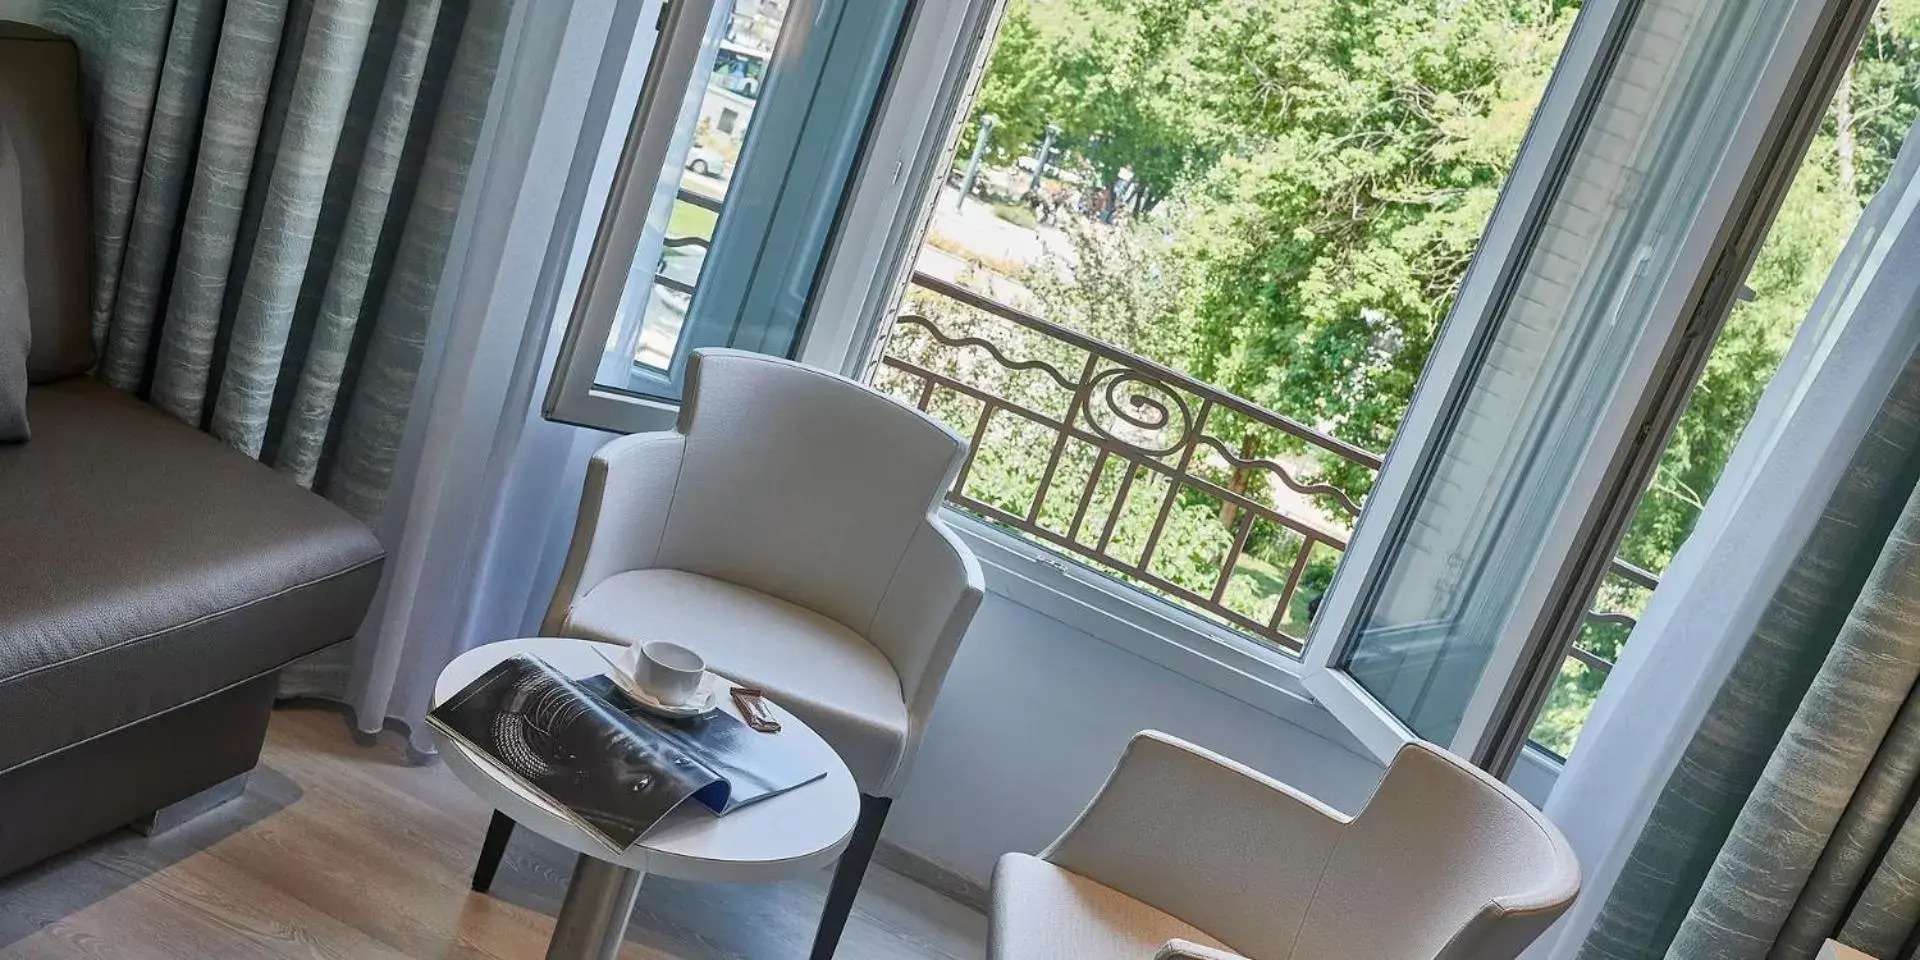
[432,637,859,883]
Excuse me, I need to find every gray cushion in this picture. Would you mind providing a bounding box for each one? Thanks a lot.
[0,114,25,441]
[0,379,384,772]
[0,23,91,382]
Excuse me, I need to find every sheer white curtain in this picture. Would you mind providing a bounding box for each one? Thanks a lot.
[344,0,633,757]
[1526,122,1920,959]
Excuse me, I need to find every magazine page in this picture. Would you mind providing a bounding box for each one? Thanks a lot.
[427,655,721,851]
[580,675,828,813]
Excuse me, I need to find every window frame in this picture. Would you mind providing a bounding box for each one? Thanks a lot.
[1485,0,1881,771]
[1294,0,1645,765]
[801,0,1008,379]
[545,0,719,435]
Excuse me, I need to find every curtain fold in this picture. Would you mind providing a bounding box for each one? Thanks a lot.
[143,0,290,422]
[41,0,511,700]
[210,0,379,457]
[48,0,503,520]
[84,1,173,349]
[95,0,221,389]
[1672,468,1920,958]
[277,0,441,487]
[329,0,506,522]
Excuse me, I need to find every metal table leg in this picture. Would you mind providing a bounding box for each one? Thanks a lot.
[545,853,645,960]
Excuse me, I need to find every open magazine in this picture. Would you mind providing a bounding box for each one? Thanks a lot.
[427,654,825,851]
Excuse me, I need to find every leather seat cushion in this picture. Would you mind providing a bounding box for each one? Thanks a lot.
[0,379,384,772]
[989,854,1236,959]
[562,568,909,794]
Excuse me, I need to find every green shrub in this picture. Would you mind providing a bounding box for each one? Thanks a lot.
[990,202,1037,228]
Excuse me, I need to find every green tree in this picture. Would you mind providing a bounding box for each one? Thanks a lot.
[1173,0,1578,502]
[963,0,1229,208]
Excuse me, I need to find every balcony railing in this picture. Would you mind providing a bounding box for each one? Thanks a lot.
[1576,558,1657,677]
[658,188,722,296]
[876,271,1657,667]
[879,272,1380,652]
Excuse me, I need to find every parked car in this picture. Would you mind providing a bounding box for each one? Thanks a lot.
[686,146,727,178]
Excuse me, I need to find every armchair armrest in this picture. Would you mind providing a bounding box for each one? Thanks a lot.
[1157,940,1252,960]
[1045,732,1349,953]
[542,432,686,633]
[866,514,984,794]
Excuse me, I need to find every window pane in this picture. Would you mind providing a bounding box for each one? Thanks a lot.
[1526,5,1911,755]
[1342,0,1806,744]
[587,3,789,400]
[588,0,906,403]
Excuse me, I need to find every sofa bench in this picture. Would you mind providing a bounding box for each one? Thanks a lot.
[0,23,384,875]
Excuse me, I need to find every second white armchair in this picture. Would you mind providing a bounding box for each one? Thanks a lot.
[991,732,1580,960]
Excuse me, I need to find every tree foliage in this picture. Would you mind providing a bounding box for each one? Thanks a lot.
[1172,0,1577,487]
[966,0,1232,207]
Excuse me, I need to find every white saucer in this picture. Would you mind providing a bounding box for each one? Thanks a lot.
[608,670,720,718]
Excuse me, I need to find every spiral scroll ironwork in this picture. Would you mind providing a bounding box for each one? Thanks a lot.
[1080,368,1196,457]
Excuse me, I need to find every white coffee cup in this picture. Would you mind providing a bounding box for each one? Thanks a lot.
[623,640,706,706]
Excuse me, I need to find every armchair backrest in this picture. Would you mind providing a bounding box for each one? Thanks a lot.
[657,350,968,667]
[1039,734,1577,960]
[0,23,92,382]
[1045,731,1346,960]
[1293,742,1580,960]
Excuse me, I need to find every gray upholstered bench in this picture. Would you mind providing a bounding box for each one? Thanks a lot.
[0,24,383,875]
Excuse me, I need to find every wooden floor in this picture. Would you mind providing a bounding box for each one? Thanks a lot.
[0,707,985,959]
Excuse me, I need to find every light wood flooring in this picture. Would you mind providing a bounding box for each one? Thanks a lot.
[0,707,986,959]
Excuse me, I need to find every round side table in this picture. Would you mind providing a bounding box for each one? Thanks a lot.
[433,637,860,960]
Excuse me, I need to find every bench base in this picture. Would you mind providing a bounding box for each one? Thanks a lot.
[0,672,277,877]
[131,770,253,837]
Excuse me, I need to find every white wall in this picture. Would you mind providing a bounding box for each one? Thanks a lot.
[884,587,1387,887]
[0,1,42,21]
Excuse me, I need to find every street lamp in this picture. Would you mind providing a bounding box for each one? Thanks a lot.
[1027,122,1061,196]
[957,114,996,211]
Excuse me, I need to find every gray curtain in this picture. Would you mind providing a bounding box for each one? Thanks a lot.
[1578,341,1920,959]
[40,0,511,695]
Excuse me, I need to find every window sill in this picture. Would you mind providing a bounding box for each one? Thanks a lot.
[942,510,1364,751]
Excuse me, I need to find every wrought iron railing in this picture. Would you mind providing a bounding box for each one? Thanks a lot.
[879,272,1380,652]
[1574,558,1658,677]
[877,271,1659,665]
[656,188,722,296]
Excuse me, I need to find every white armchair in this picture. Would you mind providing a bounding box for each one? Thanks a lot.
[470,349,983,959]
[990,732,1580,960]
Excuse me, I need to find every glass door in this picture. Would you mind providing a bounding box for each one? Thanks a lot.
[547,0,913,432]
